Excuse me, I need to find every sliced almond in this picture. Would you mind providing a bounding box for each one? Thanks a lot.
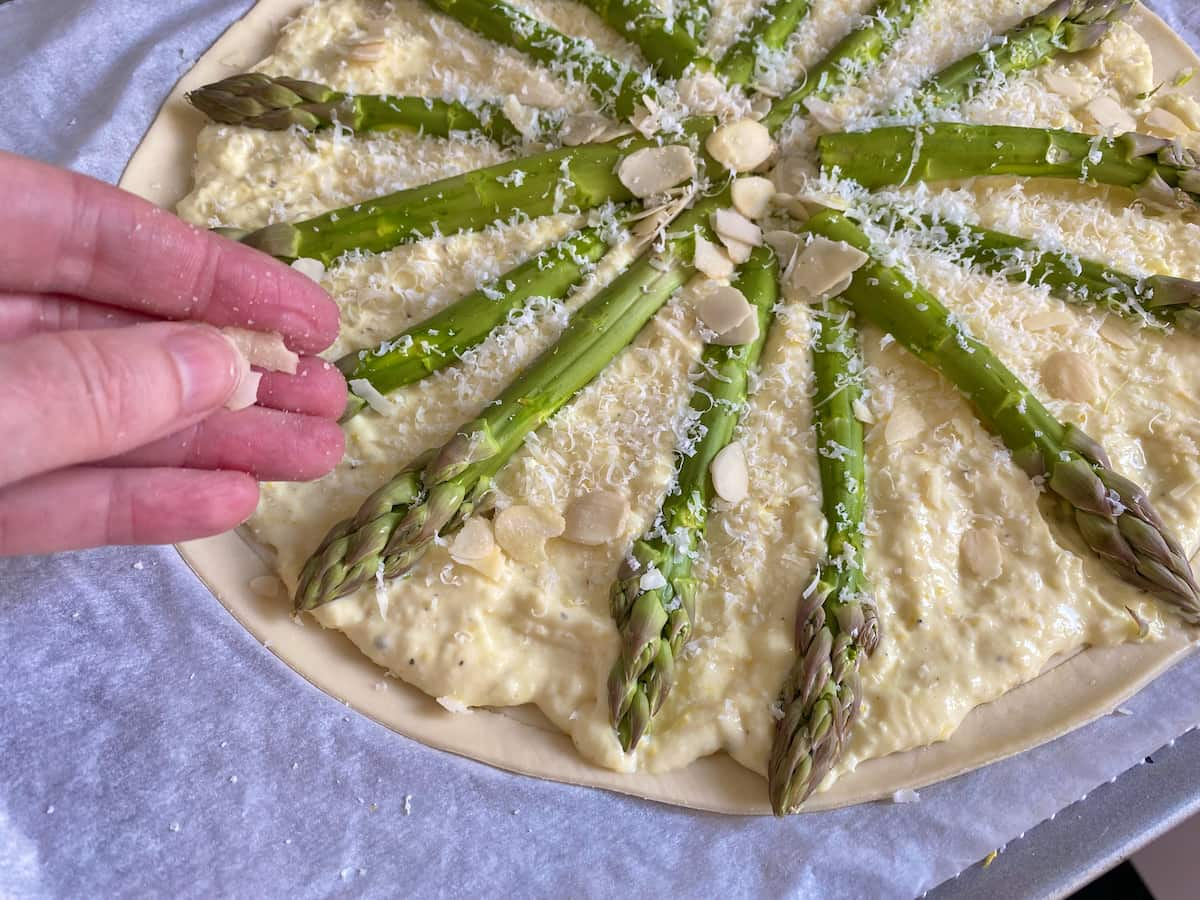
[225,370,262,412]
[617,145,697,198]
[494,505,566,563]
[1100,316,1138,350]
[764,229,802,264]
[731,176,777,219]
[1080,95,1137,134]
[723,238,754,264]
[748,93,773,121]
[1041,350,1101,403]
[960,527,1003,582]
[221,327,300,375]
[347,39,388,62]
[694,234,735,279]
[290,257,326,282]
[705,119,775,173]
[712,207,763,248]
[1041,70,1086,104]
[884,399,925,445]
[802,95,841,131]
[1143,107,1190,139]
[450,517,496,562]
[692,281,754,337]
[710,441,749,504]
[563,490,629,545]
[1023,308,1077,331]
[717,310,761,346]
[676,72,728,115]
[851,397,875,425]
[559,112,611,146]
[789,236,869,299]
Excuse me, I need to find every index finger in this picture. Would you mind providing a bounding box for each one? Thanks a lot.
[0,151,340,354]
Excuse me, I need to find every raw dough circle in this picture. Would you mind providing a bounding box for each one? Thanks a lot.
[120,1,1198,814]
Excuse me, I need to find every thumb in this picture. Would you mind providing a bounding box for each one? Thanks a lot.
[0,321,244,486]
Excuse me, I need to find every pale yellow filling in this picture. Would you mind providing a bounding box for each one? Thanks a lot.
[178,0,1200,785]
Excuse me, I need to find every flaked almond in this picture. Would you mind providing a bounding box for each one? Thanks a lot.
[559,112,610,146]
[1143,107,1190,139]
[1100,316,1138,350]
[884,399,925,445]
[731,176,776,219]
[563,490,629,545]
[450,517,496,561]
[494,505,566,563]
[723,238,754,264]
[713,207,763,248]
[710,441,749,504]
[631,193,691,243]
[221,327,300,375]
[705,119,775,173]
[960,527,1003,582]
[694,234,735,279]
[347,39,388,62]
[802,95,841,131]
[617,145,696,198]
[1023,308,1077,331]
[692,281,754,337]
[852,396,875,425]
[290,257,326,282]
[764,230,802,268]
[748,93,773,121]
[1041,350,1101,403]
[675,72,728,115]
[788,236,869,299]
[718,311,760,346]
[1041,70,1086,103]
[225,370,262,412]
[1080,95,1137,134]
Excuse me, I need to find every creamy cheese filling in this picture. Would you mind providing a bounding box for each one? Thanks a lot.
[178,0,1200,785]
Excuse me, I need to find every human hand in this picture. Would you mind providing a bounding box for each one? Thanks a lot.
[0,151,346,555]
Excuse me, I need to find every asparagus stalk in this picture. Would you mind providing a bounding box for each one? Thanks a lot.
[880,208,1200,332]
[817,124,1200,206]
[295,193,726,610]
[804,209,1200,624]
[716,0,812,88]
[608,245,778,752]
[232,118,713,264]
[337,220,619,420]
[769,294,879,815]
[426,0,658,118]
[903,0,1131,111]
[186,73,549,145]
[761,0,930,133]
[575,0,709,78]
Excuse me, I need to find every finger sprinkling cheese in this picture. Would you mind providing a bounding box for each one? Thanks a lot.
[617,146,696,199]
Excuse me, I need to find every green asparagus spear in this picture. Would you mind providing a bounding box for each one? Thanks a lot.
[902,0,1131,112]
[769,294,879,815]
[817,124,1200,205]
[186,73,545,144]
[295,192,727,610]
[337,219,620,420]
[608,244,778,752]
[804,209,1200,624]
[717,0,812,88]
[233,117,713,264]
[426,0,658,118]
[761,0,930,133]
[880,208,1200,332]
[575,0,709,78]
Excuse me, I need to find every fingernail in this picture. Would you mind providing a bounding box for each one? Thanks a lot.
[166,326,244,414]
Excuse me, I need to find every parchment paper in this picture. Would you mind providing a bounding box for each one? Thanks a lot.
[2,1,1200,896]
